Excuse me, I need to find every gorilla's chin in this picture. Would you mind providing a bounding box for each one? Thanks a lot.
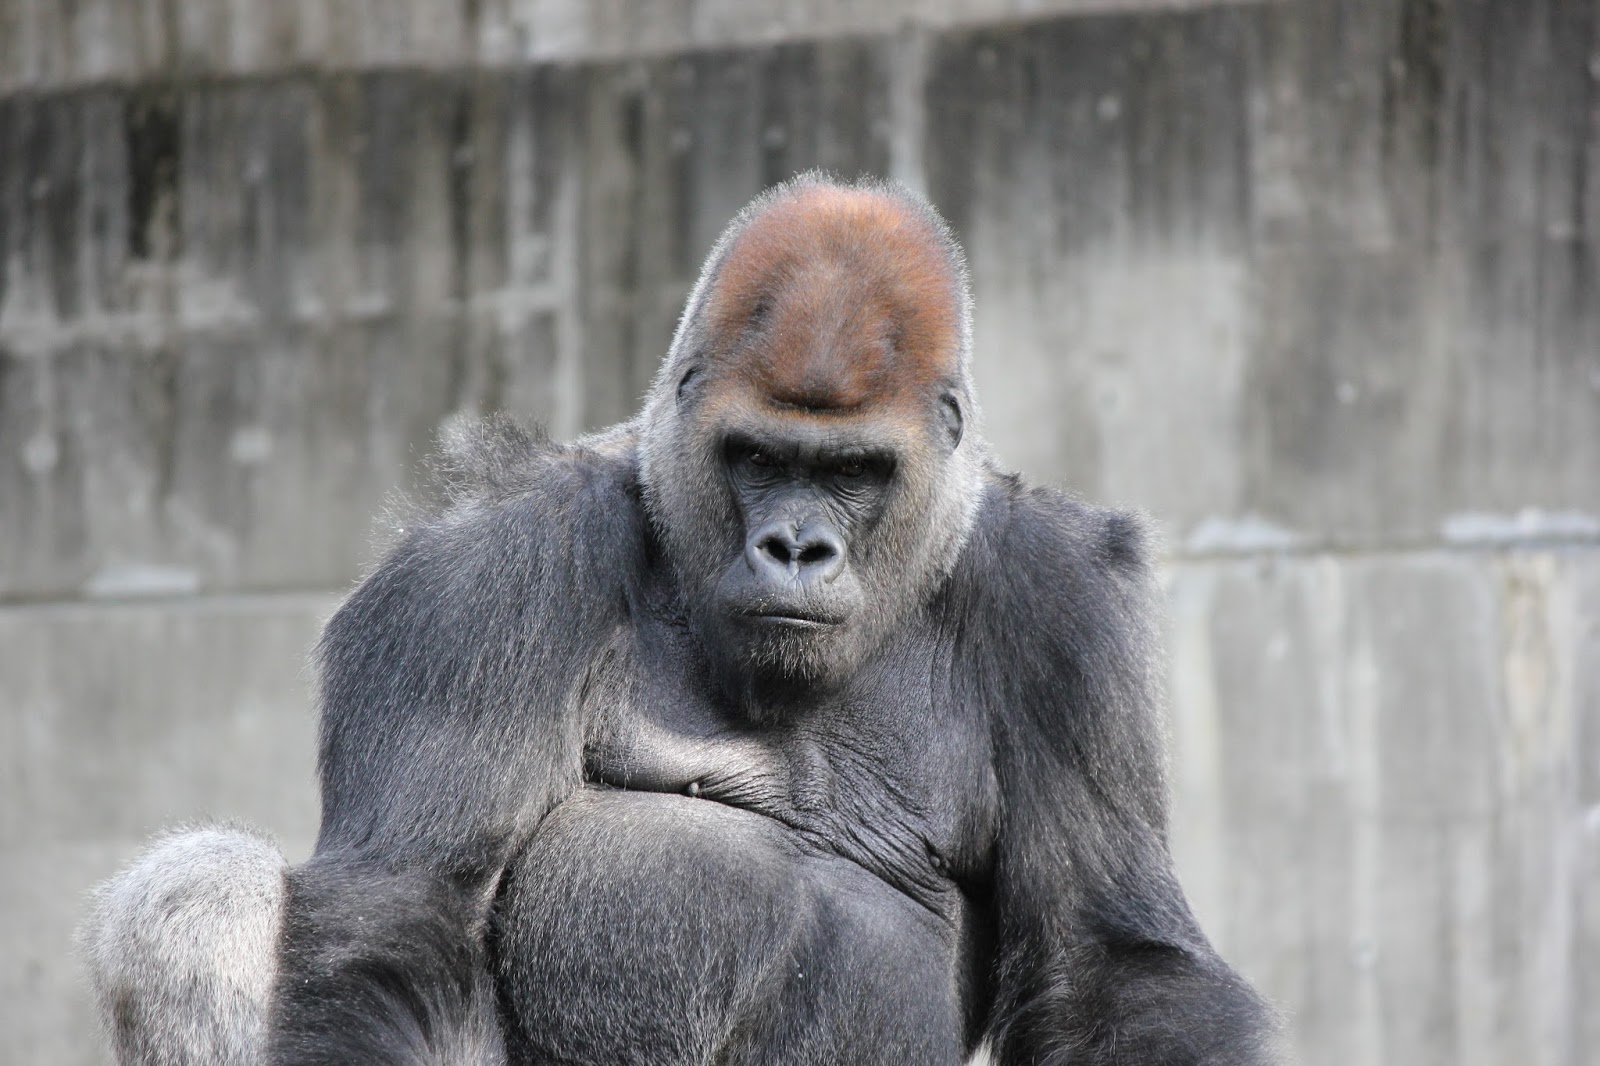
[698,567,868,694]
[695,608,863,705]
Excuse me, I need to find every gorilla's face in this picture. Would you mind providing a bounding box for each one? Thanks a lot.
[655,378,968,696]
[707,414,894,682]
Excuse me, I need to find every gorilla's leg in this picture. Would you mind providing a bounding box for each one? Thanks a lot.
[80,825,285,1066]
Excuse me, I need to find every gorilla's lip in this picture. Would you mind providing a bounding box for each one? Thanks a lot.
[739,609,840,628]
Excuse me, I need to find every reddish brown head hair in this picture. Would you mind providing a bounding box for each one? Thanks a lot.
[695,181,967,415]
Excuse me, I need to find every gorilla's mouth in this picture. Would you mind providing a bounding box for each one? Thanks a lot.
[739,609,840,629]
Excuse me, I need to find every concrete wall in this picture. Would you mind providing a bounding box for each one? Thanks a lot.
[2,0,1597,1063]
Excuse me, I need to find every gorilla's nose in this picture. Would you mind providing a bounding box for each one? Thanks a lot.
[748,519,846,586]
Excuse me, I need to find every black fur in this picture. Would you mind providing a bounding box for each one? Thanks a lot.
[271,857,506,1065]
[958,485,1276,1063]
[82,177,1277,1066]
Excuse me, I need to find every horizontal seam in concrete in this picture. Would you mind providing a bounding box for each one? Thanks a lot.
[1166,536,1600,564]
[0,289,571,360]
[0,589,343,615]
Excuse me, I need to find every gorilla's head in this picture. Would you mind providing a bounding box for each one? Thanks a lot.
[638,175,986,692]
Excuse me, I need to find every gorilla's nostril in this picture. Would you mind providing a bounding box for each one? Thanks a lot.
[797,543,834,565]
[759,536,794,564]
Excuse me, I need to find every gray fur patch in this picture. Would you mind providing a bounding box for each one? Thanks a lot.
[79,825,286,1066]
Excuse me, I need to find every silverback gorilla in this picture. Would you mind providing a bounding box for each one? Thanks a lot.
[83,174,1276,1065]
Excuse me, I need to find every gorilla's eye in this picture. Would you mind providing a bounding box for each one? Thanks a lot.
[676,366,701,405]
[940,393,964,449]
[836,460,866,479]
[746,449,775,468]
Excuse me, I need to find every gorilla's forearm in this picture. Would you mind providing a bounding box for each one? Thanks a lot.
[987,938,1279,1066]
[269,856,506,1066]
[259,433,641,1063]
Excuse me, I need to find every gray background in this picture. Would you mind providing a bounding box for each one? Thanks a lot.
[3,0,1598,1062]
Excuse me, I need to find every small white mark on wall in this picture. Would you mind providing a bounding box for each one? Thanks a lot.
[229,427,275,466]
[22,433,59,475]
[83,564,202,600]
[1440,510,1600,547]
[1183,515,1303,555]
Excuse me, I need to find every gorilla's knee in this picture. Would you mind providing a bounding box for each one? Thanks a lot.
[80,825,286,1066]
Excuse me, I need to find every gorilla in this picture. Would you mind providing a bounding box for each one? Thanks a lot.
[82,174,1276,1065]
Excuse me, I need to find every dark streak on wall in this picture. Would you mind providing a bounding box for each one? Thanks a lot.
[124,91,181,263]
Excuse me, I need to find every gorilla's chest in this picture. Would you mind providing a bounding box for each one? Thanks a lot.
[488,625,986,1065]
[578,620,985,898]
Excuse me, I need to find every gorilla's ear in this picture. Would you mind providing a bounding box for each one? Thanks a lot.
[940,393,964,450]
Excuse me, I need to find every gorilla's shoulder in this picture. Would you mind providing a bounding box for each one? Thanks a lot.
[356,418,644,600]
[952,474,1162,717]
[964,473,1156,589]
[429,416,641,516]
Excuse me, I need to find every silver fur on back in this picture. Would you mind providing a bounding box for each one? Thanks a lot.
[80,826,286,1066]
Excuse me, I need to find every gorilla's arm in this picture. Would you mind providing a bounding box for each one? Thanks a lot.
[964,484,1277,1066]
[271,427,642,1065]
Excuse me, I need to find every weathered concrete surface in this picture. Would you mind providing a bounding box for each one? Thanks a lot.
[1167,549,1600,1066]
[924,1,1600,551]
[0,0,1276,92]
[0,596,325,1065]
[0,72,586,600]
[2,0,1597,1063]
